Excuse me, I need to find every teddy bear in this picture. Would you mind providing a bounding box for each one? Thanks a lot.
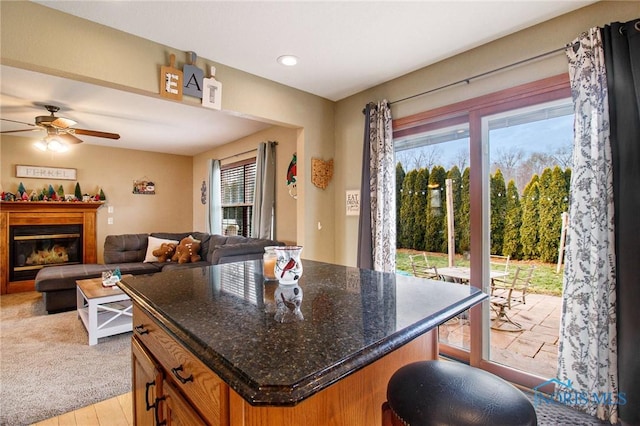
[172,237,201,264]
[152,242,177,263]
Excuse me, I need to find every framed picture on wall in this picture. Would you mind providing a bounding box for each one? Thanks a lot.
[133,179,155,195]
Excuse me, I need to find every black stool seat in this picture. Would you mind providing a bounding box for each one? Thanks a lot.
[386,360,537,426]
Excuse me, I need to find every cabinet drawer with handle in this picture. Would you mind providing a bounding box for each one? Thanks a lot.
[133,304,229,426]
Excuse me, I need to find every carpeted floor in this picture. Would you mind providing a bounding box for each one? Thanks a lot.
[0,291,131,426]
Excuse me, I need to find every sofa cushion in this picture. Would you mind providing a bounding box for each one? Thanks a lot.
[150,232,193,242]
[192,232,212,263]
[210,239,282,265]
[144,236,180,262]
[225,235,251,245]
[205,234,228,263]
[104,234,149,264]
[35,262,161,292]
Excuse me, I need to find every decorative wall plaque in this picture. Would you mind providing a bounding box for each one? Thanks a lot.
[311,158,333,189]
[16,165,77,180]
[346,190,360,216]
[183,51,204,99]
[286,153,297,199]
[160,53,183,100]
[202,66,222,110]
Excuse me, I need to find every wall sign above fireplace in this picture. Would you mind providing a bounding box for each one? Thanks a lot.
[16,165,77,181]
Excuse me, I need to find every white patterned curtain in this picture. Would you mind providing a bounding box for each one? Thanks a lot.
[357,101,396,272]
[207,159,222,235]
[251,141,276,239]
[558,28,618,423]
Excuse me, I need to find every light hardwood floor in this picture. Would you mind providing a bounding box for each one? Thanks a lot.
[31,393,132,426]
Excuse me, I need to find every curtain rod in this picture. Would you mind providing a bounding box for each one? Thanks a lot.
[220,148,256,161]
[219,141,278,161]
[387,44,574,107]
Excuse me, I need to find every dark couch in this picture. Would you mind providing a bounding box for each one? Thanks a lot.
[35,231,282,313]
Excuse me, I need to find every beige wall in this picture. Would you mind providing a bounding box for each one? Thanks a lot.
[0,1,335,263]
[333,1,640,267]
[2,1,638,268]
[0,136,193,262]
[192,126,299,245]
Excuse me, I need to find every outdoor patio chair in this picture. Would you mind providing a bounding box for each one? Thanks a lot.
[490,254,510,274]
[490,265,535,331]
[409,254,440,280]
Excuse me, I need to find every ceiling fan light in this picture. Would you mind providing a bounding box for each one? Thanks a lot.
[46,138,69,152]
[54,142,69,153]
[47,139,63,151]
[34,136,70,153]
[34,140,48,151]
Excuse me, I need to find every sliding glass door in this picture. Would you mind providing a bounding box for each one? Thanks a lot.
[393,75,572,388]
[395,122,471,352]
[481,99,573,380]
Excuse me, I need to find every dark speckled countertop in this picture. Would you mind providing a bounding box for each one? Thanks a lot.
[119,259,486,406]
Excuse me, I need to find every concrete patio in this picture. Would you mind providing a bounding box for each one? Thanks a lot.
[439,293,562,378]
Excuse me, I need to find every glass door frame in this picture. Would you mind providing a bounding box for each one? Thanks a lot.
[393,73,571,391]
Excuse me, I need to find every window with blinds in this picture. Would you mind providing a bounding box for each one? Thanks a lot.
[221,159,256,237]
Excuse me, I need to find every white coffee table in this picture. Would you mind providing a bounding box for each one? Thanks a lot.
[76,276,133,345]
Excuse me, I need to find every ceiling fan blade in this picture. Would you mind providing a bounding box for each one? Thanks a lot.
[0,128,42,134]
[72,128,120,140]
[1,118,37,127]
[58,133,83,144]
[51,117,76,129]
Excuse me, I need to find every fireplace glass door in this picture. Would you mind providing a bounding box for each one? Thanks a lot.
[10,225,83,281]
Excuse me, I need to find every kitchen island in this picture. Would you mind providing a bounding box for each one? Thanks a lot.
[119,259,486,426]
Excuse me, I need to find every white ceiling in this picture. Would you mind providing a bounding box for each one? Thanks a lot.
[0,65,271,156]
[1,1,594,156]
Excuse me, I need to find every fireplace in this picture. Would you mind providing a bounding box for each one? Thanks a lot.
[10,225,83,282]
[1,201,102,294]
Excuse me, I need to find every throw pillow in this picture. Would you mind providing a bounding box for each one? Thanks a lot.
[144,236,179,262]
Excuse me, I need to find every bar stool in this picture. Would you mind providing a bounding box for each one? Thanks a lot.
[382,360,537,426]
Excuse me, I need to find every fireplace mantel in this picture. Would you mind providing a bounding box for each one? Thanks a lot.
[0,201,103,294]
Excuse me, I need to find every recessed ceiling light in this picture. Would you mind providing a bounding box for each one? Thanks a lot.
[277,55,298,66]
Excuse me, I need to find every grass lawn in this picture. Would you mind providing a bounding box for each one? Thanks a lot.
[397,249,564,296]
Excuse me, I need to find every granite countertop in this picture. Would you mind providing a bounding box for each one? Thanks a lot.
[119,259,486,406]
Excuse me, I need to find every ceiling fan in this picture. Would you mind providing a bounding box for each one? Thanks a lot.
[0,104,120,145]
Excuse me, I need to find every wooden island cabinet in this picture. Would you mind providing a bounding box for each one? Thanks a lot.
[132,305,227,425]
[120,259,486,426]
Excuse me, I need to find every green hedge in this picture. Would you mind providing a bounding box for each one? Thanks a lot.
[396,162,570,264]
